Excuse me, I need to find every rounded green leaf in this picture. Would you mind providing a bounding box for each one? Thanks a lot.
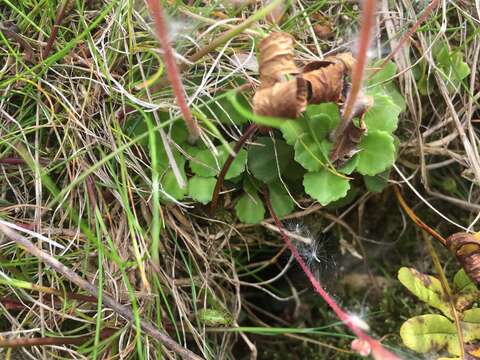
[268,182,294,217]
[280,118,308,146]
[400,314,459,355]
[338,155,359,175]
[363,170,390,193]
[305,103,340,139]
[356,130,395,176]
[161,170,188,201]
[189,145,247,179]
[367,61,397,86]
[463,309,480,324]
[294,136,330,172]
[226,148,247,180]
[188,176,216,204]
[235,192,265,224]
[303,169,350,206]
[189,149,219,177]
[248,137,293,183]
[363,92,401,133]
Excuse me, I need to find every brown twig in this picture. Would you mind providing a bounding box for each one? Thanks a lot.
[393,186,447,247]
[0,223,203,360]
[0,328,115,349]
[145,0,201,143]
[210,124,258,213]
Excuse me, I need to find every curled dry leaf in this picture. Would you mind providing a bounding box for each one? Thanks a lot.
[312,13,334,39]
[330,94,373,165]
[302,53,355,104]
[446,232,480,286]
[253,32,307,119]
[257,32,299,89]
[253,77,307,118]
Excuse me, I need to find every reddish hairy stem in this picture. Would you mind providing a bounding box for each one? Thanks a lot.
[210,124,258,213]
[371,0,439,77]
[145,0,201,143]
[333,0,376,142]
[263,189,400,360]
[42,0,71,59]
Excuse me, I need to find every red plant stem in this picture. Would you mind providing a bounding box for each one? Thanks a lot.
[42,0,71,59]
[333,0,377,142]
[371,0,439,77]
[263,189,401,360]
[210,124,258,213]
[145,0,201,143]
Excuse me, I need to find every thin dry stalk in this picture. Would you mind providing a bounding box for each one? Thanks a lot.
[372,0,440,77]
[0,223,203,360]
[422,232,465,359]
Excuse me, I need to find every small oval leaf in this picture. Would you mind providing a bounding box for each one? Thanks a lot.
[303,168,350,206]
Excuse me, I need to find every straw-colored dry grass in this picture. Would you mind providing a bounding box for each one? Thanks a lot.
[0,0,478,359]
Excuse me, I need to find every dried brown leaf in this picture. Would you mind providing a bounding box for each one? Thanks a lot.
[447,232,480,286]
[330,120,366,165]
[253,77,307,118]
[311,13,334,39]
[302,53,355,104]
[258,32,299,88]
[329,94,373,165]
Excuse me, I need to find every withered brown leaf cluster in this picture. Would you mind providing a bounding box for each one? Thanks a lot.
[252,32,372,166]
[253,32,356,119]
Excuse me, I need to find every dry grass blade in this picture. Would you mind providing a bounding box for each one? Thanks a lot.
[0,223,203,360]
